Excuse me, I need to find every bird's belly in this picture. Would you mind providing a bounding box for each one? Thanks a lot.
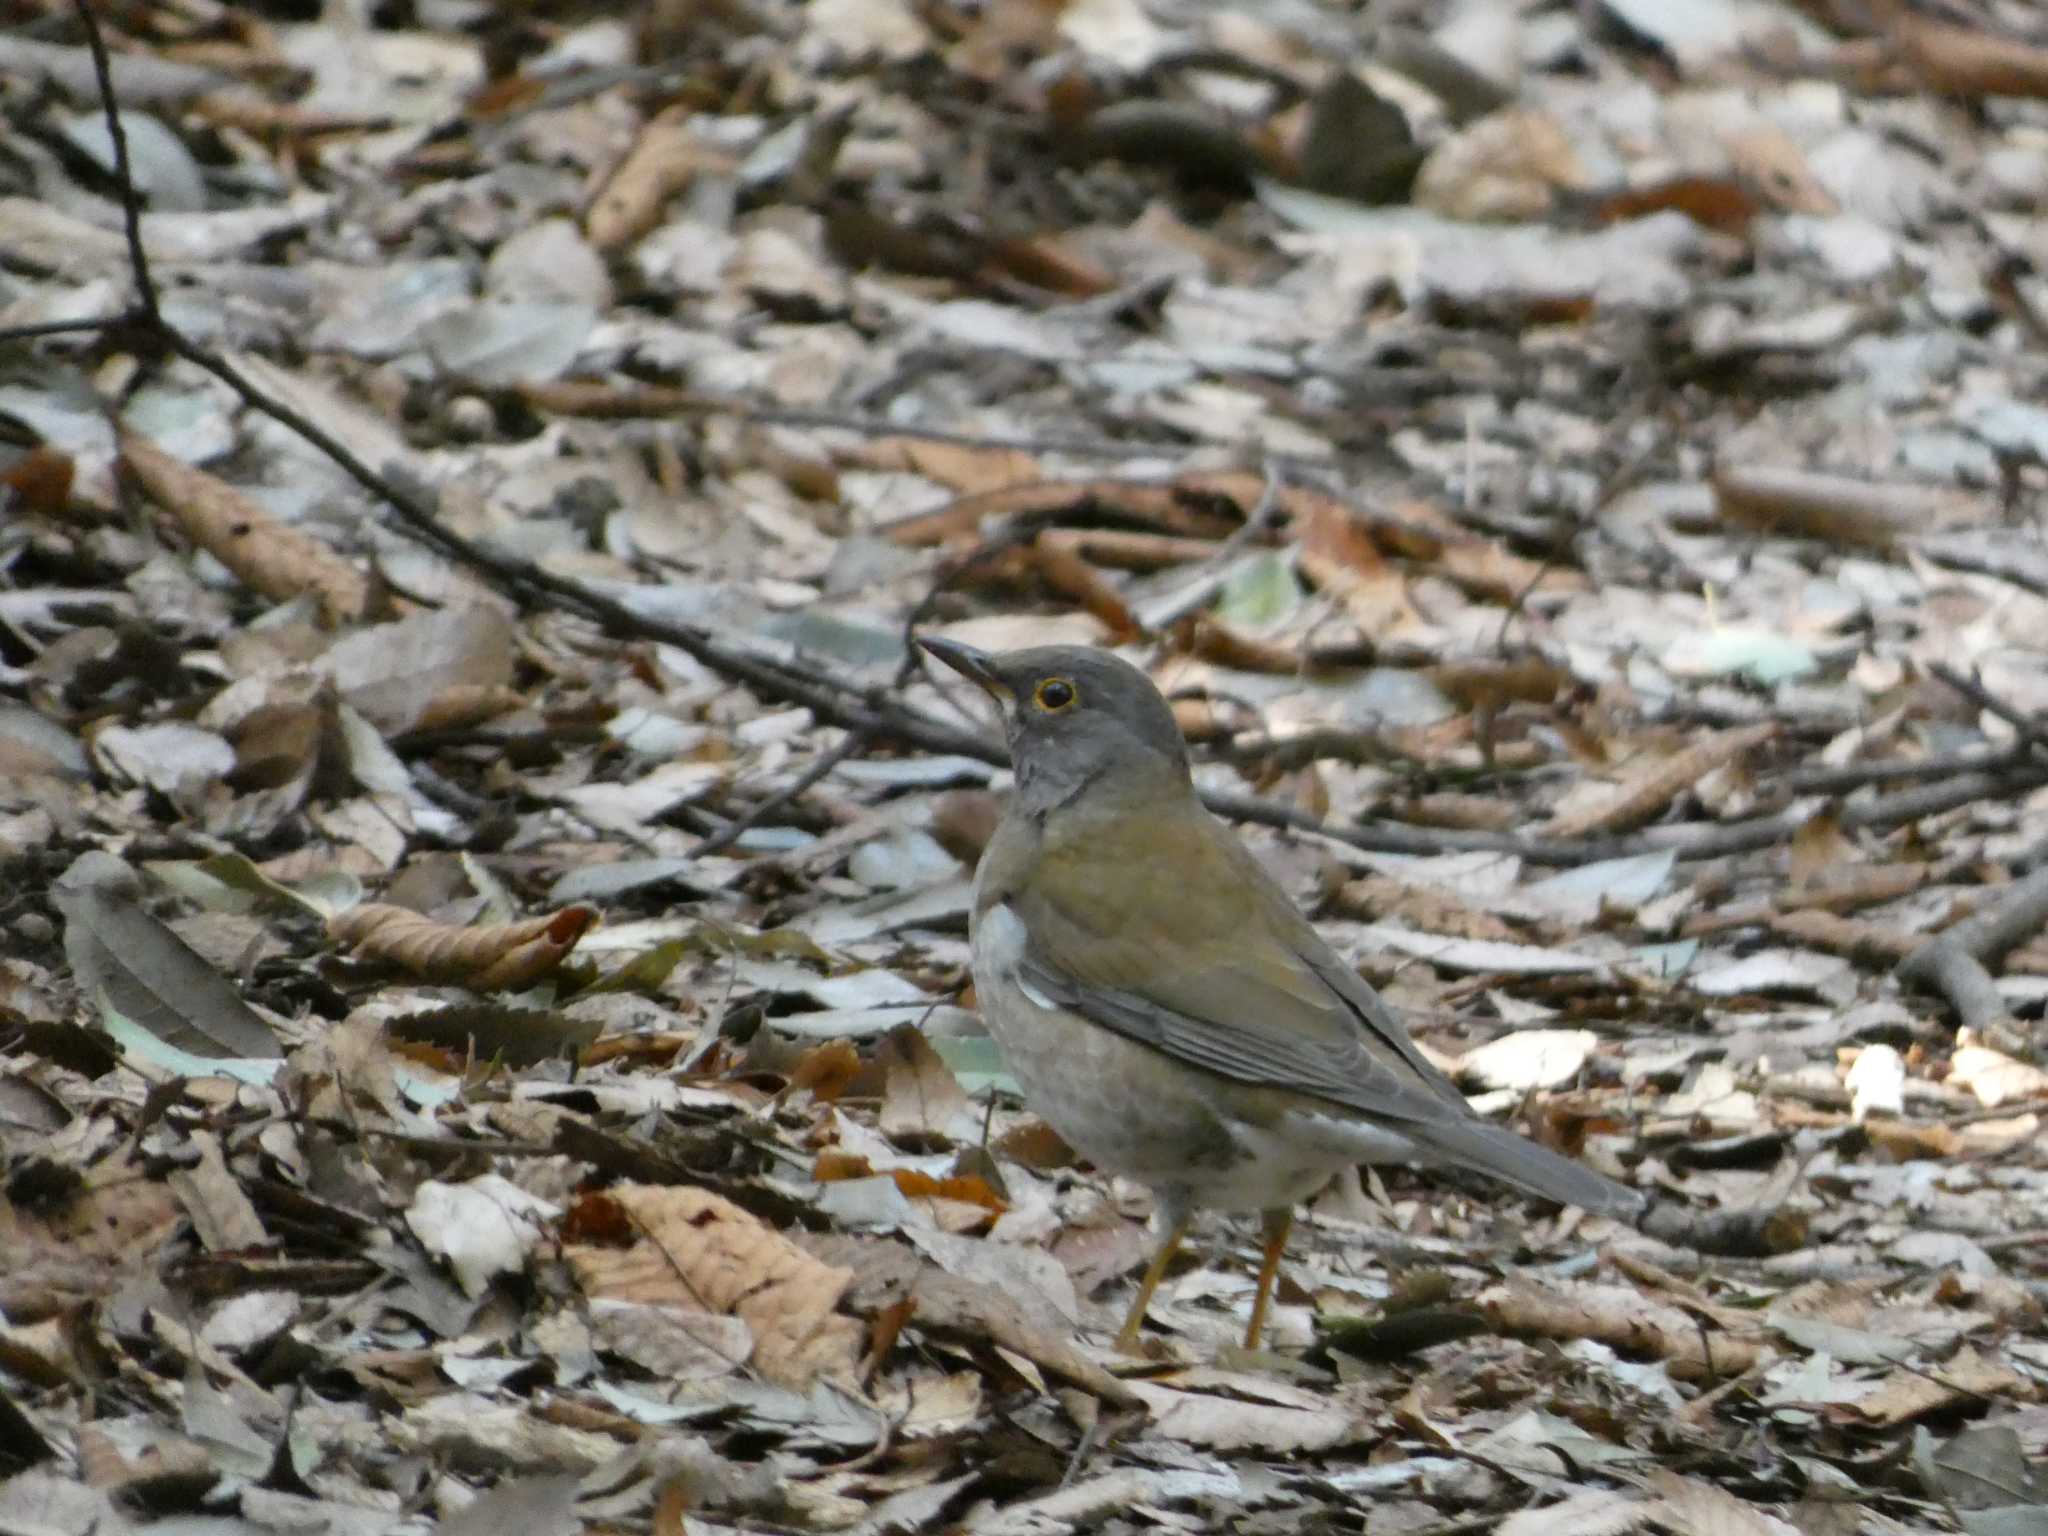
[972,907,1352,1212]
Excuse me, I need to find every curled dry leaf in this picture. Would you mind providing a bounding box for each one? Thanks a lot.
[563,1184,861,1389]
[1028,534,1140,641]
[1894,12,2048,101]
[1476,1276,1766,1381]
[120,432,371,625]
[586,105,722,252]
[855,434,1042,496]
[1388,510,1588,604]
[325,902,598,991]
[816,1154,1008,1214]
[1426,655,1570,713]
[1766,908,1915,965]
[1711,464,1977,551]
[785,1038,863,1103]
[1545,723,1778,838]
[1783,860,1930,913]
[1595,175,1763,238]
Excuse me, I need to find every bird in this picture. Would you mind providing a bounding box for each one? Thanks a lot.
[918,636,1642,1353]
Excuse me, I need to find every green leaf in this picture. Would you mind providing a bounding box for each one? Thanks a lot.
[1214,551,1303,628]
[928,1034,1019,1098]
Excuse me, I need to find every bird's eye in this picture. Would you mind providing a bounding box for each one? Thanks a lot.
[1033,678,1077,713]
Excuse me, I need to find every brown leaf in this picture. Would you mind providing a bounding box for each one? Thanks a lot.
[1834,1344,2024,1426]
[993,1118,1078,1170]
[1413,108,1588,222]
[929,790,1002,863]
[1028,535,1140,641]
[1644,1469,1802,1536]
[877,473,1242,547]
[586,105,726,252]
[1373,499,1587,603]
[325,903,597,991]
[1426,655,1570,713]
[813,1150,875,1181]
[1895,13,2048,100]
[227,700,329,799]
[1034,527,1219,572]
[121,432,370,624]
[1712,465,1978,551]
[985,233,1115,298]
[322,605,517,736]
[1782,861,1930,913]
[0,1153,183,1280]
[1546,723,1778,838]
[860,435,1044,497]
[878,1024,970,1143]
[1476,1276,1764,1381]
[1593,175,1762,237]
[1292,498,1419,636]
[563,1184,861,1389]
[889,1168,1006,1214]
[1787,807,1854,885]
[1389,793,1520,831]
[1178,614,1302,674]
[786,1039,863,1103]
[2,446,74,517]
[1766,909,1915,965]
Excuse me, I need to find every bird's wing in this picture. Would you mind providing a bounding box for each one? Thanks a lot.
[1005,808,1641,1215]
[1007,808,1458,1119]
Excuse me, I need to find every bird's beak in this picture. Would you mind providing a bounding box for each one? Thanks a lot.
[918,636,1010,702]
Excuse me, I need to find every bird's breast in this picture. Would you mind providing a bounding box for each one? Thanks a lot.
[969,901,1357,1209]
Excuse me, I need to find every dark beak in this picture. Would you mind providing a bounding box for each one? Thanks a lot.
[917,635,1007,698]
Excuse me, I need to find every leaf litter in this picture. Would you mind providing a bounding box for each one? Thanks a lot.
[6,0,2048,1530]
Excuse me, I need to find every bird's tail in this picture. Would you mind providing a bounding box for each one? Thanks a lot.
[1416,1115,1644,1218]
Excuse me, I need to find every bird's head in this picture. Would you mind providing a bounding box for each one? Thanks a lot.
[918,638,1191,811]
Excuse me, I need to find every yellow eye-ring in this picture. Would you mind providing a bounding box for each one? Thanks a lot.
[1034,677,1078,713]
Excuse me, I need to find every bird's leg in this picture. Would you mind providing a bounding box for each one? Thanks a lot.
[1114,1217,1191,1353]
[1243,1207,1294,1351]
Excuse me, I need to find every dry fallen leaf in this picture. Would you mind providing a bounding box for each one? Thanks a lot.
[325,902,597,990]
[121,432,371,624]
[563,1184,862,1389]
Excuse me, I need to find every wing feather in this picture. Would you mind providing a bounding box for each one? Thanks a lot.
[1003,806,1641,1215]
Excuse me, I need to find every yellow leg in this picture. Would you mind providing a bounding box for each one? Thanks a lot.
[1243,1208,1293,1351]
[1114,1218,1190,1352]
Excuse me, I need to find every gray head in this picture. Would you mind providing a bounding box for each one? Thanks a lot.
[918,638,1190,812]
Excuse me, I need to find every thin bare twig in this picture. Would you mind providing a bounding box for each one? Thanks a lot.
[691,730,873,857]
[1208,762,2048,867]
[1930,660,2048,755]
